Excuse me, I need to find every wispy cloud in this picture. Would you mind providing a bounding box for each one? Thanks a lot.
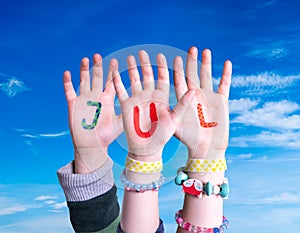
[247,47,288,60]
[230,72,300,89]
[256,0,275,8]
[242,192,300,205]
[34,195,67,211]
[231,130,300,148]
[246,39,289,61]
[231,100,300,130]
[0,73,30,97]
[34,195,58,201]
[0,205,30,216]
[215,72,300,96]
[238,153,253,159]
[19,130,69,139]
[51,202,67,210]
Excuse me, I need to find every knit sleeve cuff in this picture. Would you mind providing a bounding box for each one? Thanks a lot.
[57,157,114,202]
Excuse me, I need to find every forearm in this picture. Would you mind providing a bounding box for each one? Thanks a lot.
[74,147,109,174]
[120,154,162,233]
[121,189,159,233]
[176,173,224,233]
[177,150,226,232]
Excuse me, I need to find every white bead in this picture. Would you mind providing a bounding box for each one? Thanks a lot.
[213,185,220,194]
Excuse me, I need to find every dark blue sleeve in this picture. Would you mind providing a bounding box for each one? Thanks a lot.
[117,219,164,233]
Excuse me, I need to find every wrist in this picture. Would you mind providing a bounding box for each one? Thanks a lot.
[127,150,162,162]
[74,147,108,174]
[125,169,161,184]
[188,171,225,184]
[188,148,226,159]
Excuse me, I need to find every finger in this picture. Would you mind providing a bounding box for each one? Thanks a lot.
[92,53,103,92]
[80,57,91,95]
[63,70,77,102]
[104,58,119,100]
[218,60,232,99]
[127,55,142,94]
[138,50,155,90]
[186,46,200,90]
[171,90,196,129]
[173,56,188,100]
[156,53,169,93]
[200,49,213,91]
[112,70,129,103]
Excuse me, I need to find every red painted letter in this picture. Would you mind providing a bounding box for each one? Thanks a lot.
[133,102,158,138]
[197,103,218,128]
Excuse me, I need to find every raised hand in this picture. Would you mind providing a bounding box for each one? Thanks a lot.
[63,54,123,173]
[174,47,232,159]
[112,50,195,162]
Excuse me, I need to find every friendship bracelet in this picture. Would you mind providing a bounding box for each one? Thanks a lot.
[181,178,229,199]
[126,157,163,174]
[175,168,229,198]
[120,169,164,192]
[175,209,229,233]
[186,158,227,173]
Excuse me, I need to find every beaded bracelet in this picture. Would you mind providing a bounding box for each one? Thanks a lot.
[126,157,163,174]
[181,178,229,199]
[175,169,229,199]
[120,169,164,192]
[175,209,229,233]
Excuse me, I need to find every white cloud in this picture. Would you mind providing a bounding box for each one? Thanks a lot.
[247,47,288,60]
[238,153,253,159]
[20,130,69,139]
[230,130,300,148]
[245,192,300,205]
[0,205,29,216]
[231,100,300,130]
[38,130,69,138]
[229,98,258,114]
[34,195,58,201]
[51,202,67,209]
[231,72,300,89]
[0,73,30,97]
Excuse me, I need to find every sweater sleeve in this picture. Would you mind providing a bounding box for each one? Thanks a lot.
[57,157,120,232]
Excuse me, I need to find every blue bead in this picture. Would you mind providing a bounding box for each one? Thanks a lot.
[204,182,213,196]
[213,228,220,233]
[220,183,229,198]
[175,172,189,185]
[153,182,159,189]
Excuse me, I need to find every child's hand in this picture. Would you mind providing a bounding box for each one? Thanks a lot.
[174,47,232,159]
[63,54,123,173]
[112,50,194,162]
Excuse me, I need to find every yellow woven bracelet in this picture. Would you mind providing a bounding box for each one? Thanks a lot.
[185,158,227,172]
[126,157,163,174]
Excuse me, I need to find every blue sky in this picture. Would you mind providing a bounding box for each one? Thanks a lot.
[1,0,300,232]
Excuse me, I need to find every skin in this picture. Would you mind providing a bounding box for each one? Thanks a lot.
[63,47,231,232]
[112,50,195,233]
[63,54,123,174]
[173,47,232,231]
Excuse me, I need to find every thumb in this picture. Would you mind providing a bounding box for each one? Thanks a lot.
[170,89,195,129]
